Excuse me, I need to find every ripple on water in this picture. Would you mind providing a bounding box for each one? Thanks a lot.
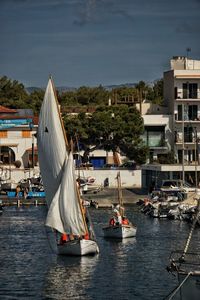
[0,205,198,299]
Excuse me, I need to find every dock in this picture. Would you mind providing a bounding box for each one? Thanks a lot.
[0,188,147,208]
[0,195,46,207]
[84,187,146,208]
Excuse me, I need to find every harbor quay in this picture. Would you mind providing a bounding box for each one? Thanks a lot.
[0,187,147,208]
[83,187,147,207]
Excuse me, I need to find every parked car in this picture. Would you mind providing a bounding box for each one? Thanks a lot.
[160,180,196,192]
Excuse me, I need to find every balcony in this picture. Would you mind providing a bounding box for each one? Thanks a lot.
[175,97,200,102]
[175,136,200,145]
[175,115,200,124]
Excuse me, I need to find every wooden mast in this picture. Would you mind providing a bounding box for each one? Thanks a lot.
[117,172,124,216]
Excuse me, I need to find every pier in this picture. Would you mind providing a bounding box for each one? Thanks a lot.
[0,195,46,207]
[0,188,147,208]
[84,187,147,207]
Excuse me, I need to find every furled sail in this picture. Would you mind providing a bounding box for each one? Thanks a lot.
[37,78,67,207]
[45,152,86,235]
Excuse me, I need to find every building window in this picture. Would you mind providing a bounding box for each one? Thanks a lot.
[0,146,15,164]
[188,105,198,120]
[178,150,183,164]
[182,83,198,99]
[142,126,165,147]
[22,131,31,138]
[174,87,178,99]
[189,83,198,99]
[177,105,198,121]
[177,105,182,120]
[0,131,8,138]
[184,126,193,143]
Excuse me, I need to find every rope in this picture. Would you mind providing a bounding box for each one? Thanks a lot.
[164,272,192,300]
[181,198,200,260]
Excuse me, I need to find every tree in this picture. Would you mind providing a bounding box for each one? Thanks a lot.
[151,79,163,104]
[0,76,29,108]
[63,105,148,164]
[28,89,44,114]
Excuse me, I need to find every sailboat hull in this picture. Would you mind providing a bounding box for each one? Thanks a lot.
[103,224,137,239]
[57,239,99,256]
[177,272,200,300]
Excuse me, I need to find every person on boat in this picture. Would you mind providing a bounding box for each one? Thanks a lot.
[116,204,125,217]
[60,233,68,244]
[83,232,90,240]
[122,216,129,225]
[109,217,116,226]
[113,208,122,225]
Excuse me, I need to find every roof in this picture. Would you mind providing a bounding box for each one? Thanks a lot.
[0,115,39,125]
[0,105,17,113]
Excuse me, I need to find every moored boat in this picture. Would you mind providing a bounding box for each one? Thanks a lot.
[166,197,200,299]
[103,223,136,239]
[103,172,137,239]
[57,238,99,256]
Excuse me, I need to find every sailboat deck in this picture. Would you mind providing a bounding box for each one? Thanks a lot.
[169,250,200,274]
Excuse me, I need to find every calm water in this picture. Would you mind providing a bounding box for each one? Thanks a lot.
[0,204,199,300]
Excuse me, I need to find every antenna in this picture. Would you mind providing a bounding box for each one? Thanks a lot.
[186,47,191,58]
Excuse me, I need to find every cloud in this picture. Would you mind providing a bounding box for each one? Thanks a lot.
[176,21,200,34]
[73,0,97,26]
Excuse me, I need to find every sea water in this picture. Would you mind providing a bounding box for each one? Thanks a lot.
[0,205,199,300]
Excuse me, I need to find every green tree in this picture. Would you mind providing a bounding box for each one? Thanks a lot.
[28,89,44,114]
[0,76,29,108]
[151,79,163,104]
[63,105,148,164]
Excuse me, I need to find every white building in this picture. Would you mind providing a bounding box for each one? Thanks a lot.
[164,56,200,165]
[142,56,200,190]
[0,106,39,184]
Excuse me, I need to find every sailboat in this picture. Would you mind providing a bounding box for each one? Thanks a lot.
[102,172,137,239]
[37,78,99,256]
[166,197,200,300]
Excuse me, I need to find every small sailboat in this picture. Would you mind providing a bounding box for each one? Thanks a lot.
[103,172,137,239]
[37,78,99,256]
[166,196,200,300]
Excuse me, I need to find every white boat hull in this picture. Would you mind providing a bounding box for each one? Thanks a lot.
[178,272,200,300]
[103,224,137,239]
[57,239,99,256]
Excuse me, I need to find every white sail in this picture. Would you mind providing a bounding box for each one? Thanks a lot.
[38,78,86,236]
[37,78,67,207]
[45,152,86,235]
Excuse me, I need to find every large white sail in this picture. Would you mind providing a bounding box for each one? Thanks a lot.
[37,78,67,207]
[45,152,86,235]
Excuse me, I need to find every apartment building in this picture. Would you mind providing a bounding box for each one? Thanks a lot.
[142,56,200,190]
[164,56,200,166]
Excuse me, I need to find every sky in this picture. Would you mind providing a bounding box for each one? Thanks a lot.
[0,0,200,88]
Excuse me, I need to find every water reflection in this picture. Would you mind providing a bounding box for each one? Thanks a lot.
[43,255,99,300]
[1,205,199,299]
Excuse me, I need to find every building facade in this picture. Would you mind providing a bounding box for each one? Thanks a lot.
[142,56,200,190]
[0,106,39,184]
[164,56,200,166]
